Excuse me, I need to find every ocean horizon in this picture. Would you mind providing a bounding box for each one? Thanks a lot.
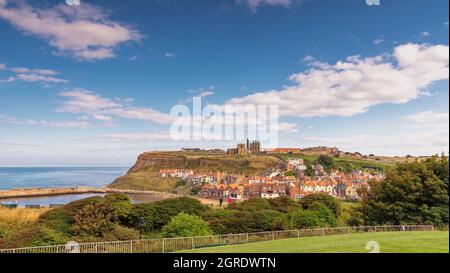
[0,167,129,190]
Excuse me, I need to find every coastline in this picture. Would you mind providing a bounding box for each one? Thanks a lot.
[0,187,107,199]
[0,186,220,207]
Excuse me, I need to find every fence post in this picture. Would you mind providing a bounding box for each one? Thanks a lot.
[130,241,133,253]
[374,226,377,233]
[192,237,195,249]
[322,229,325,236]
[162,239,165,253]
[246,233,249,243]
[95,243,98,254]
[297,230,300,238]
[272,232,275,241]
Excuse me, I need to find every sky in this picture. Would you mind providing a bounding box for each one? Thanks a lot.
[0,0,449,166]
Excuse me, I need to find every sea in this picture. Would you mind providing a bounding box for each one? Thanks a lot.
[0,167,164,207]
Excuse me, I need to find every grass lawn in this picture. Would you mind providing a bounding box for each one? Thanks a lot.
[181,231,449,253]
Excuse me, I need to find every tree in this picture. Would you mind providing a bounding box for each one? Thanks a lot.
[317,155,334,171]
[127,197,210,232]
[234,198,272,211]
[72,202,118,237]
[352,156,449,226]
[289,210,327,229]
[268,196,300,213]
[300,193,342,217]
[161,213,213,238]
[104,194,133,224]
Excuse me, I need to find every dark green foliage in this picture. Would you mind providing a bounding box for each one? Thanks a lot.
[308,203,337,227]
[351,156,449,226]
[289,210,328,229]
[127,197,210,232]
[39,207,75,236]
[72,202,118,237]
[203,209,283,234]
[317,155,335,171]
[104,193,133,223]
[161,213,213,238]
[300,193,341,217]
[268,196,300,213]
[233,198,272,211]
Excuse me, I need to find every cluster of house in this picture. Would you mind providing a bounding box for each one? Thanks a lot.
[159,157,384,201]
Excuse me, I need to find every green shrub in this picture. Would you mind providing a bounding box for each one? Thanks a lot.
[308,203,337,227]
[234,198,272,211]
[247,210,284,232]
[268,196,300,213]
[127,197,210,232]
[289,209,328,229]
[72,202,118,237]
[126,203,158,232]
[161,213,213,238]
[26,227,69,247]
[300,193,341,217]
[39,207,74,236]
[104,193,133,223]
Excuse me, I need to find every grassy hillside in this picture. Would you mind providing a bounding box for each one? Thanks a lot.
[278,154,395,172]
[109,152,281,191]
[181,231,449,253]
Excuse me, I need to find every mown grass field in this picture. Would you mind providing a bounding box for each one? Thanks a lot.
[181,231,449,253]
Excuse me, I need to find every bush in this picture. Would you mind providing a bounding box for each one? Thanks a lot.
[104,225,140,241]
[247,210,284,232]
[39,207,74,237]
[126,203,158,232]
[72,202,118,237]
[25,227,69,247]
[300,193,341,217]
[104,194,133,223]
[308,203,337,227]
[127,197,210,232]
[160,213,213,238]
[234,198,272,211]
[317,155,334,170]
[203,209,284,234]
[268,196,300,213]
[289,209,328,229]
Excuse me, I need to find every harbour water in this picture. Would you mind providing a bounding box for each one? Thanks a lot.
[0,167,129,189]
[0,167,164,207]
[0,193,167,207]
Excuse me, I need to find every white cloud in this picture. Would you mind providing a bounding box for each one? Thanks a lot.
[238,0,294,11]
[301,111,449,156]
[129,55,139,61]
[0,76,15,83]
[99,132,172,142]
[0,114,91,128]
[0,63,6,70]
[57,89,173,124]
[16,73,67,83]
[403,111,449,129]
[1,65,66,84]
[10,67,58,75]
[93,115,113,122]
[0,1,141,60]
[164,52,176,58]
[419,31,430,38]
[227,43,449,118]
[373,37,384,45]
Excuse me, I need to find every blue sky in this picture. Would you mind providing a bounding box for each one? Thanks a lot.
[0,0,448,166]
